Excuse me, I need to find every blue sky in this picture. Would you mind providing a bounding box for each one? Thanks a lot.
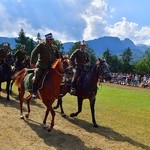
[0,0,150,45]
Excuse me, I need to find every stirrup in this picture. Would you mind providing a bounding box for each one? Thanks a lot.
[32,93,37,98]
[70,88,76,95]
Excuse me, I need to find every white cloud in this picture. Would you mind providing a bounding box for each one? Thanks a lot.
[82,0,108,40]
[105,17,150,45]
[0,0,150,45]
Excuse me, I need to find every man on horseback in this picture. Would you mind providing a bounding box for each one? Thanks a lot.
[0,43,10,66]
[14,44,27,71]
[30,33,60,98]
[70,40,89,95]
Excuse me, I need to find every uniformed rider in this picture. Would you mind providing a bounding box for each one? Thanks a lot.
[70,40,89,95]
[14,44,26,71]
[30,33,60,98]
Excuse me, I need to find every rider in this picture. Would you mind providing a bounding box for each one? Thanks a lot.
[70,40,89,95]
[14,44,27,71]
[0,43,10,66]
[30,33,60,98]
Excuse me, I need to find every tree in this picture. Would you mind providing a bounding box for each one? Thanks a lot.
[134,49,150,74]
[121,47,133,73]
[103,49,121,72]
[15,28,36,55]
[103,49,112,64]
[15,28,29,47]
[36,33,42,44]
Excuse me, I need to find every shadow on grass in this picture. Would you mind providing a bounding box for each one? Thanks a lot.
[23,119,101,150]
[63,115,150,150]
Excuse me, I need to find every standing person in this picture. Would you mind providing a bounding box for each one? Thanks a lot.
[14,44,27,71]
[70,40,89,95]
[30,33,60,98]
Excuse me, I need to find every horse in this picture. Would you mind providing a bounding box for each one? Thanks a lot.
[13,58,64,132]
[0,53,14,100]
[53,59,112,127]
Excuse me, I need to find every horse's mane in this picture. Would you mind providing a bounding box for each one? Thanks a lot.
[51,58,61,69]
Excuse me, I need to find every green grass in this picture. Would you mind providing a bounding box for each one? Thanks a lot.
[96,84,150,147]
[59,84,150,147]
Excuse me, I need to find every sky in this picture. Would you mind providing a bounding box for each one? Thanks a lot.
[0,0,150,45]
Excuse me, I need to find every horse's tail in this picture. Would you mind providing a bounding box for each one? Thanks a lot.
[12,68,27,87]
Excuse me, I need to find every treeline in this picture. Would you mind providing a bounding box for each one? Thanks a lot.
[0,28,150,75]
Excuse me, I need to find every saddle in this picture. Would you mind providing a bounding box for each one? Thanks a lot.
[24,69,49,92]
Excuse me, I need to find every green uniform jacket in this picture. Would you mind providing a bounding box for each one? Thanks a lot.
[30,42,60,69]
[0,48,9,61]
[14,50,26,63]
[70,49,89,68]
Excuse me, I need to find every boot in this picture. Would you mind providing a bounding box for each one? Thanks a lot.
[70,82,76,95]
[32,83,37,98]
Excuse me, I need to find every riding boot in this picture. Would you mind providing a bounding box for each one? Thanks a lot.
[70,81,76,95]
[32,82,37,98]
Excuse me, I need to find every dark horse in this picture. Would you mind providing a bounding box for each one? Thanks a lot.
[53,59,112,127]
[0,53,14,100]
[13,58,64,132]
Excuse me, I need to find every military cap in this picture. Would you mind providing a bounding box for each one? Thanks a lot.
[20,44,25,48]
[45,33,54,39]
[80,40,86,46]
[3,42,9,46]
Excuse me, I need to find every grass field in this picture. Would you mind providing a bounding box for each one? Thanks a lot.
[58,83,150,148]
[1,82,150,149]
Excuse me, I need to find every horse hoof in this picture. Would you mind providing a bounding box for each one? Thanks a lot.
[47,128,52,132]
[70,113,75,117]
[43,124,49,129]
[61,113,66,118]
[25,114,29,118]
[53,106,58,109]
[20,116,24,119]
[94,124,98,128]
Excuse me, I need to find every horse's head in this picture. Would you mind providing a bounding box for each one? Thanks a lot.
[62,56,73,81]
[98,59,112,81]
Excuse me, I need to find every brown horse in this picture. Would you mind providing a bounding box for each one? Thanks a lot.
[53,59,112,127]
[13,58,64,132]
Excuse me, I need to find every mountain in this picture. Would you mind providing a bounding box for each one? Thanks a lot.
[0,36,149,60]
[136,44,150,52]
[63,36,145,60]
[0,37,17,49]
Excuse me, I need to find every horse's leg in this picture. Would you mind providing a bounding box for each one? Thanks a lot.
[70,96,83,117]
[43,100,55,132]
[10,80,14,94]
[19,86,25,119]
[53,99,60,109]
[53,97,65,117]
[6,80,11,101]
[89,97,98,128]
[25,94,32,119]
[0,83,1,97]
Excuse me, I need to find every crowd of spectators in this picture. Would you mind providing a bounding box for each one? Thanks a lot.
[109,73,150,88]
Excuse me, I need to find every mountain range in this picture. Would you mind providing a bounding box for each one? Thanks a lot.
[1,36,150,61]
